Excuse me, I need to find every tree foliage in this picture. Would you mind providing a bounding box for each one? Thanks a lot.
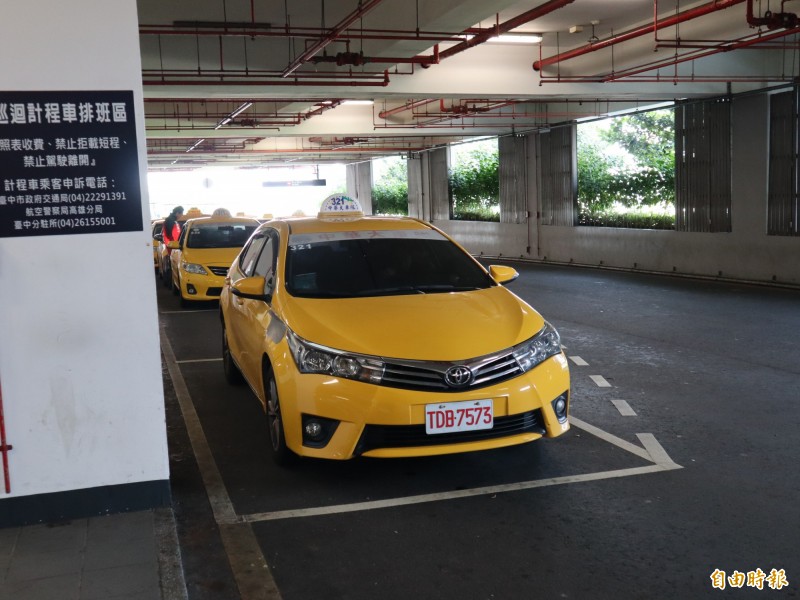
[578,109,675,222]
[449,145,500,221]
[372,157,408,216]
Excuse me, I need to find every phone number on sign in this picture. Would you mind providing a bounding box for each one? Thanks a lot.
[57,217,117,228]
[14,216,117,231]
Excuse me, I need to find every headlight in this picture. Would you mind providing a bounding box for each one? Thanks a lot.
[182,262,207,275]
[512,321,562,373]
[287,329,385,384]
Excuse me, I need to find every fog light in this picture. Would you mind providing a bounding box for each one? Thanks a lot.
[304,420,324,441]
[301,414,340,448]
[187,283,197,295]
[551,392,568,423]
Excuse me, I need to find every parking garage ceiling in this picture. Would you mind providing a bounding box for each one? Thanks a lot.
[138,0,800,169]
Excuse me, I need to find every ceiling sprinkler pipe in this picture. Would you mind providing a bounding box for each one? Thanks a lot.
[533,0,745,71]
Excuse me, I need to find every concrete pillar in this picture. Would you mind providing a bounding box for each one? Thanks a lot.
[346,162,373,215]
[0,0,169,525]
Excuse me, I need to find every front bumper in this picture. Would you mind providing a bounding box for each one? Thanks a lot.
[273,351,571,459]
[179,270,225,301]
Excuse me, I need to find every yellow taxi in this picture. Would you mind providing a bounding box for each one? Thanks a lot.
[168,213,259,306]
[151,219,164,270]
[220,195,570,464]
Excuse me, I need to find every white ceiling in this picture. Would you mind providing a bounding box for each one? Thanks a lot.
[137,0,800,169]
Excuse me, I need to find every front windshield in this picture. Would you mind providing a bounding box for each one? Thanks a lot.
[285,230,495,298]
[186,223,256,249]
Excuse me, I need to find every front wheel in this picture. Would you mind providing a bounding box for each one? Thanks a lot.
[264,366,294,466]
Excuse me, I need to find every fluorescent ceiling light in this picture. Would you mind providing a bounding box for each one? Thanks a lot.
[489,34,543,44]
[342,100,374,106]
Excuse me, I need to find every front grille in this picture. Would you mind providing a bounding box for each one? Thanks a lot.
[354,409,545,455]
[381,351,524,392]
[207,266,229,277]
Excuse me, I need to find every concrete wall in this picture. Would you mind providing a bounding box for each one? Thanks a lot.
[436,94,800,287]
[0,0,169,524]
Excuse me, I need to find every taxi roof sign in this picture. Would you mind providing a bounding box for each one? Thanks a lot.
[318,194,364,221]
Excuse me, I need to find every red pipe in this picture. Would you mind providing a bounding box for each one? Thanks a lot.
[533,0,746,71]
[438,0,576,61]
[139,23,469,43]
[0,379,11,494]
[378,99,437,119]
[282,0,386,77]
[601,24,800,82]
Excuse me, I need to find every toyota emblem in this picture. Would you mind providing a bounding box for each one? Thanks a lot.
[444,365,473,388]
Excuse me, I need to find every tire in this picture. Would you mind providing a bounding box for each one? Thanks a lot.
[264,365,294,466]
[222,326,244,385]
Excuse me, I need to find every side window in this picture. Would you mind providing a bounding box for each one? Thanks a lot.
[239,232,268,277]
[253,231,278,293]
[177,224,189,245]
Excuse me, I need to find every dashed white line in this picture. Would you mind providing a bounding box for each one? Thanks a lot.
[611,399,637,416]
[590,375,612,387]
[569,356,589,366]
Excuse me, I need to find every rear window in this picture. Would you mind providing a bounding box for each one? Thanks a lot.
[285,230,494,298]
[187,223,256,249]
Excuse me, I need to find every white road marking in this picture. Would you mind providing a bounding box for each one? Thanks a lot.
[176,358,223,364]
[569,356,589,366]
[590,375,612,387]
[238,418,682,523]
[240,464,674,523]
[161,328,282,600]
[611,399,637,416]
[637,433,681,468]
[568,416,651,461]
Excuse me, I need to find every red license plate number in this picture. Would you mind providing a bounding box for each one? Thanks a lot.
[425,399,493,435]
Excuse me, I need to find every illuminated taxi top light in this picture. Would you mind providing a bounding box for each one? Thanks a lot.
[317,194,364,221]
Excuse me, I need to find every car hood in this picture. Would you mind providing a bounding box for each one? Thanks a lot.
[279,286,545,361]
[181,247,241,266]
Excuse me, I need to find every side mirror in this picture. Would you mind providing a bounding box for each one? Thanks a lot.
[167,241,180,250]
[488,265,519,285]
[231,276,270,302]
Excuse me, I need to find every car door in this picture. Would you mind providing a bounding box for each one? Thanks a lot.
[234,228,279,388]
[225,229,272,386]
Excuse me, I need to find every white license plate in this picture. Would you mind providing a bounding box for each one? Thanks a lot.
[425,399,493,435]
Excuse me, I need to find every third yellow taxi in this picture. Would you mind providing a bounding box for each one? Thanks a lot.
[220,195,570,464]
[169,210,259,306]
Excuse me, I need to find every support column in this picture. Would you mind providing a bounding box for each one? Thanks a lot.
[346,162,373,214]
[0,0,170,526]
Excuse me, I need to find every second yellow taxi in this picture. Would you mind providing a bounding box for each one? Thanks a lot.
[169,212,259,306]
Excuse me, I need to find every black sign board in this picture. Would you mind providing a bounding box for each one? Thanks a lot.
[263,179,327,187]
[0,91,143,238]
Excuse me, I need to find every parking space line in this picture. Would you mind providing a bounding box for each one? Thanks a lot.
[590,375,612,387]
[569,356,589,366]
[568,416,651,461]
[637,433,681,468]
[161,327,282,600]
[176,358,223,364]
[239,418,682,524]
[611,399,637,416]
[241,464,671,523]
